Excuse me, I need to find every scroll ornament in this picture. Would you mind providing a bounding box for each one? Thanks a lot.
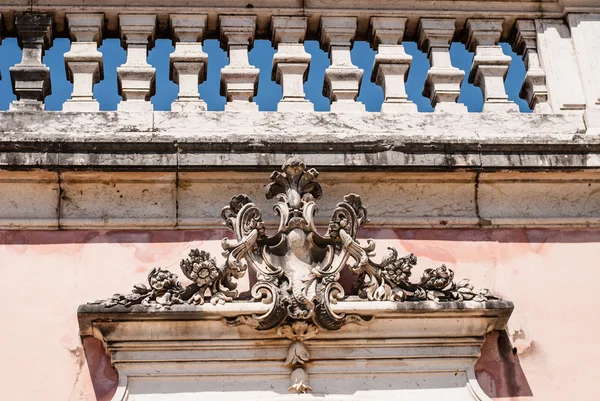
[91,158,499,393]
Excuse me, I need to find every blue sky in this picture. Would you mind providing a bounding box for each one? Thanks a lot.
[0,38,529,112]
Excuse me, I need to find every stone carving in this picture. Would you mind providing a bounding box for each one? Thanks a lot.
[91,158,499,393]
[277,321,319,393]
[91,267,184,309]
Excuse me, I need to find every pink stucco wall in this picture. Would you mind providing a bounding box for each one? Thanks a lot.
[0,228,596,400]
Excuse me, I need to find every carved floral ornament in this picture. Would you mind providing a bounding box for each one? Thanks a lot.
[92,158,500,393]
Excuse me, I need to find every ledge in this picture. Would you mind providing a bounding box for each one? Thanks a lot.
[78,299,513,400]
[0,111,592,171]
[78,299,514,336]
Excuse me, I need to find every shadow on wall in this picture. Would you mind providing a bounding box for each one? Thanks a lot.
[476,330,534,398]
[82,337,118,401]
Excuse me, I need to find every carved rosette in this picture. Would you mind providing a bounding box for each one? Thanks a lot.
[91,158,500,393]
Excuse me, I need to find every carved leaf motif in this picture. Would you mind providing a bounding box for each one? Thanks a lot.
[284,342,310,366]
[289,368,312,394]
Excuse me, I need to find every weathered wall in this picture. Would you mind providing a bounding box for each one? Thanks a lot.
[0,228,596,401]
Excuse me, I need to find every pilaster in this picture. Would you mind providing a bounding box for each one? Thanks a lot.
[219,15,260,112]
[271,16,312,112]
[169,14,208,112]
[63,13,104,112]
[116,14,157,112]
[370,17,417,113]
[466,19,518,112]
[9,12,53,111]
[320,16,365,112]
[417,18,467,113]
[567,13,600,134]
[512,20,550,113]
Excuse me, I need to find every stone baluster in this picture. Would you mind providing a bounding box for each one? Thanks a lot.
[271,16,312,112]
[370,17,417,113]
[219,15,260,112]
[466,19,518,112]
[63,14,104,112]
[169,14,208,112]
[320,16,365,112]
[512,20,551,113]
[417,18,466,113]
[9,12,53,111]
[116,14,156,112]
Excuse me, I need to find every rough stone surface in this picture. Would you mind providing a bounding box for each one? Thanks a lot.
[59,172,177,228]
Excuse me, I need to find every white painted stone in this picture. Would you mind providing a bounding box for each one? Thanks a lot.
[535,19,586,113]
[417,18,467,113]
[320,17,365,112]
[116,14,157,112]
[370,17,417,113]
[271,16,313,112]
[0,171,58,228]
[63,13,104,112]
[466,19,518,113]
[59,172,176,228]
[9,12,52,111]
[219,15,260,112]
[568,14,600,134]
[169,14,208,112]
[512,19,551,114]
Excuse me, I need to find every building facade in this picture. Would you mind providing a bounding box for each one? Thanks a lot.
[1,0,599,400]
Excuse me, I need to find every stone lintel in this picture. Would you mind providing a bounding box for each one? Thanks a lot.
[78,300,513,399]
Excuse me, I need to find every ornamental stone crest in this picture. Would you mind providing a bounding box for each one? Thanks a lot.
[92,158,499,393]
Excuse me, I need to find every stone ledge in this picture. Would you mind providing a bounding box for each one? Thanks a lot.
[78,299,512,400]
[0,111,594,171]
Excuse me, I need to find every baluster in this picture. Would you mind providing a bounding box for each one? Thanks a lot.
[169,14,208,112]
[466,19,518,112]
[219,15,259,112]
[271,16,312,112]
[63,14,104,112]
[116,14,157,112]
[10,12,53,111]
[370,17,417,113]
[320,16,365,112]
[512,20,551,113]
[417,18,466,113]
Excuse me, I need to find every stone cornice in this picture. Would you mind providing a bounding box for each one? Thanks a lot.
[0,0,594,40]
[0,111,593,171]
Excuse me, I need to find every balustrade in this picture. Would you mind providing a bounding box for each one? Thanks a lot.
[0,5,597,118]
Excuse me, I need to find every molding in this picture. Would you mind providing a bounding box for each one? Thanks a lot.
[0,1,586,41]
[4,169,600,229]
